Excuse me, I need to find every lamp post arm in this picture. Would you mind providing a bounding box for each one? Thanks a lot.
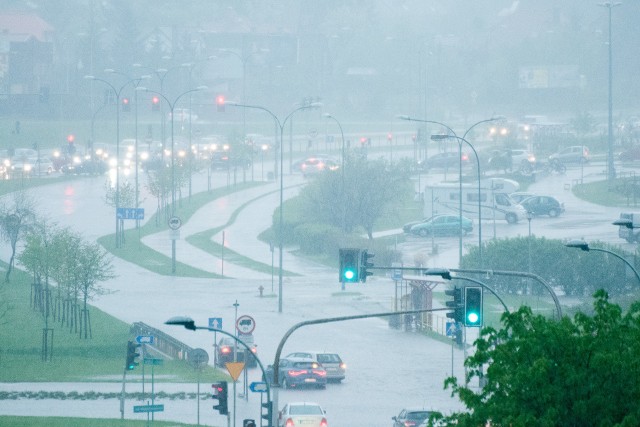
[461,117,502,141]
[590,248,640,284]
[272,308,449,387]
[451,268,562,319]
[452,275,510,314]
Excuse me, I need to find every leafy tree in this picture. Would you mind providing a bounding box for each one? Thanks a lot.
[432,290,640,426]
[298,156,411,238]
[0,192,36,282]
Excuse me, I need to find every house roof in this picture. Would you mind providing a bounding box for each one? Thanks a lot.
[0,13,54,42]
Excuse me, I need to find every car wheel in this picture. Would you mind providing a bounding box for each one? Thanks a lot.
[418,229,429,237]
[506,213,518,224]
[548,208,559,218]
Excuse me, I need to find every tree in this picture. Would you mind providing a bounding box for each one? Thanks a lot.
[432,290,640,426]
[0,192,36,282]
[299,157,411,238]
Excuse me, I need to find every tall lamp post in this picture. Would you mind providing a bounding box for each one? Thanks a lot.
[565,239,640,284]
[323,113,347,235]
[398,115,502,266]
[85,74,144,248]
[138,86,208,274]
[599,1,621,181]
[227,101,319,312]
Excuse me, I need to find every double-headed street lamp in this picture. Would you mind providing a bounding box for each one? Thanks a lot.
[398,115,502,266]
[227,101,320,313]
[565,239,640,284]
[137,86,208,274]
[85,74,146,248]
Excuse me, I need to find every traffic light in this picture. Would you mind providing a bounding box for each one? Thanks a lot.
[212,382,228,415]
[122,97,131,112]
[125,340,140,370]
[359,250,375,282]
[464,286,483,327]
[261,401,272,424]
[216,95,225,112]
[243,419,256,427]
[445,286,464,324]
[151,95,160,111]
[339,248,361,283]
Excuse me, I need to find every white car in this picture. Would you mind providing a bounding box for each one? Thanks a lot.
[278,402,328,427]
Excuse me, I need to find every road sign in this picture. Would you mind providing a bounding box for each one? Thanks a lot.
[249,382,267,393]
[446,322,457,337]
[143,358,163,366]
[133,404,164,413]
[391,262,403,281]
[236,315,256,334]
[168,216,182,230]
[136,335,154,344]
[117,207,144,220]
[226,362,245,381]
[208,317,223,329]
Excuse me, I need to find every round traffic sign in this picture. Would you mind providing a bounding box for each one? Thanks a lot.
[236,315,256,334]
[168,216,182,230]
[188,348,209,368]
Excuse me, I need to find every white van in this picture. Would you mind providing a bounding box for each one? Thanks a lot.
[424,178,526,224]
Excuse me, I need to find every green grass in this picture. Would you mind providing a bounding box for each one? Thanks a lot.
[98,181,266,278]
[0,262,226,383]
[573,178,640,208]
[0,417,202,427]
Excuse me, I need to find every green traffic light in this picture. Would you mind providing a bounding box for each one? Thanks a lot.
[344,269,355,280]
[467,312,479,324]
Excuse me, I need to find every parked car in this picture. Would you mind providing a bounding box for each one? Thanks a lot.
[409,214,473,237]
[549,145,589,164]
[215,336,258,368]
[265,357,327,389]
[392,408,432,427]
[509,191,537,204]
[519,195,565,217]
[285,351,346,383]
[417,151,469,171]
[278,402,328,427]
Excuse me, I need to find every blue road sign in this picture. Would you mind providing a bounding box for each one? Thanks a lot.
[116,207,144,220]
[208,317,223,329]
[249,381,267,392]
[136,335,154,344]
[446,322,457,337]
[133,404,164,413]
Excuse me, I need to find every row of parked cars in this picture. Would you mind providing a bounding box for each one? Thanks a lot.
[403,193,565,237]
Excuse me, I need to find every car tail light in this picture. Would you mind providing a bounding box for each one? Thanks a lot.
[285,418,295,427]
[404,422,417,427]
[251,347,257,354]
[320,418,328,427]
[461,153,469,161]
[312,369,327,376]
[287,369,308,376]
[220,347,231,354]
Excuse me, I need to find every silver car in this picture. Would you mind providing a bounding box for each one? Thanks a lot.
[286,351,346,383]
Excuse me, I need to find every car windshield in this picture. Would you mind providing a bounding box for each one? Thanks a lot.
[289,405,323,415]
[292,362,318,369]
[317,354,341,363]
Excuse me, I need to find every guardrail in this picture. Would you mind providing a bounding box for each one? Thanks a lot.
[130,322,193,361]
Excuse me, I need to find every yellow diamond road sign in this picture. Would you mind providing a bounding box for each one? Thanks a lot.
[225,362,245,381]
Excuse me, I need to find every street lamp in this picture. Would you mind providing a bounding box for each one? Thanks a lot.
[565,239,640,284]
[85,74,145,248]
[599,1,621,181]
[398,115,503,266]
[137,86,208,274]
[323,113,346,233]
[227,101,320,313]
